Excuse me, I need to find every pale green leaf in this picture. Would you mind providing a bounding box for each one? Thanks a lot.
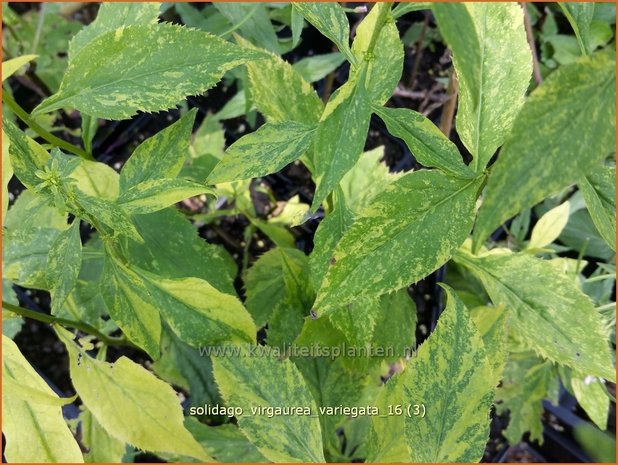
[572,374,610,430]
[527,200,571,250]
[433,2,532,171]
[215,3,280,53]
[578,164,616,251]
[118,178,213,214]
[55,326,211,461]
[292,52,345,83]
[2,335,84,463]
[2,280,23,338]
[351,3,403,104]
[2,129,13,222]
[454,249,615,381]
[403,286,494,462]
[470,305,508,381]
[374,106,474,178]
[212,349,326,463]
[77,193,144,243]
[207,121,316,183]
[292,2,354,63]
[34,24,265,119]
[392,2,431,18]
[80,409,127,463]
[70,158,120,200]
[312,65,372,209]
[48,220,82,314]
[2,54,37,81]
[314,170,483,315]
[473,51,615,250]
[120,109,197,191]
[69,3,160,58]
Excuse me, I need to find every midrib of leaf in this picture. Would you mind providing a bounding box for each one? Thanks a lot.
[330,175,480,284]
[471,10,488,172]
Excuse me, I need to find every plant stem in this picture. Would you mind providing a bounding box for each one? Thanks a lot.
[3,300,136,348]
[366,3,392,56]
[2,92,93,160]
[439,69,458,138]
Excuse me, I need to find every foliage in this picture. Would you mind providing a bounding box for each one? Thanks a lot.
[2,2,615,463]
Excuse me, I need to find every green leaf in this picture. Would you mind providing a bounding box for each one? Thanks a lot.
[314,170,483,315]
[70,158,120,200]
[312,65,372,209]
[3,117,49,189]
[68,2,160,58]
[118,178,214,214]
[392,2,431,18]
[152,324,222,408]
[2,54,37,82]
[578,164,616,251]
[245,247,311,328]
[34,24,265,119]
[433,2,532,171]
[77,193,144,243]
[2,335,84,463]
[292,52,345,83]
[48,220,82,314]
[559,2,595,55]
[207,121,316,183]
[55,326,211,461]
[2,280,23,339]
[469,305,508,381]
[214,3,280,53]
[527,200,571,250]
[181,418,267,462]
[212,349,326,463]
[240,36,323,125]
[351,3,403,105]
[374,106,474,178]
[497,352,559,444]
[2,130,13,223]
[292,2,354,63]
[402,286,494,462]
[454,249,616,381]
[473,51,616,250]
[80,409,127,463]
[120,109,197,191]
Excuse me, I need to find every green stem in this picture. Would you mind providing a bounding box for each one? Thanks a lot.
[366,3,392,56]
[2,92,93,160]
[3,301,136,348]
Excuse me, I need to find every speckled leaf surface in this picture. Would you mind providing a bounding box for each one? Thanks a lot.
[34,24,265,119]
[292,2,354,63]
[48,220,82,314]
[578,164,616,251]
[120,109,197,191]
[68,2,160,58]
[212,351,326,463]
[433,2,532,171]
[312,67,372,210]
[118,178,213,214]
[571,372,610,430]
[55,326,211,461]
[403,287,495,462]
[474,52,615,249]
[374,106,473,178]
[454,249,616,381]
[2,335,84,463]
[560,2,595,54]
[208,122,316,183]
[351,3,403,105]
[314,170,483,315]
[3,117,49,189]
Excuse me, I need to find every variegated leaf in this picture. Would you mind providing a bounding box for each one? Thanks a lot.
[433,2,532,171]
[578,164,616,251]
[454,248,616,381]
[117,178,214,214]
[34,24,265,119]
[403,286,495,462]
[314,170,483,315]
[212,349,326,463]
[48,220,82,314]
[473,51,615,250]
[207,121,317,183]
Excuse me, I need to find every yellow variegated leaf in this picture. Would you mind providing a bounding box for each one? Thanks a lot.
[2,335,83,462]
[55,325,211,461]
[578,164,616,251]
[118,178,214,214]
[403,286,495,462]
[433,2,532,171]
[527,201,571,250]
[212,348,326,463]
